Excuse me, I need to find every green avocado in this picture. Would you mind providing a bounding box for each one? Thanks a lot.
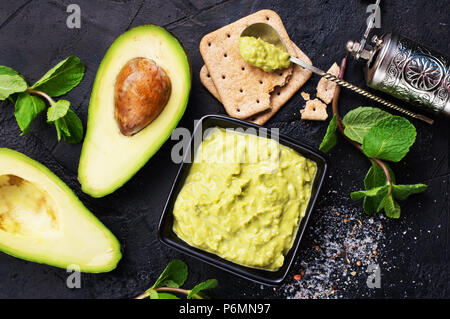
[0,148,121,273]
[78,25,191,197]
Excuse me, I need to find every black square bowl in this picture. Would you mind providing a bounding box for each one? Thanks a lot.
[158,115,327,286]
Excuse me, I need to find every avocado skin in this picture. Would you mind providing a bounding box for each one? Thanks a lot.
[0,148,122,273]
[78,25,192,198]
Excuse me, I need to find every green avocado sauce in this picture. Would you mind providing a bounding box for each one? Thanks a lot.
[173,128,316,271]
[238,36,291,72]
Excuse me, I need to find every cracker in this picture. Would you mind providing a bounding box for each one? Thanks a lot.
[300,91,310,101]
[200,65,221,101]
[200,42,312,125]
[300,98,328,121]
[316,62,339,104]
[199,10,296,119]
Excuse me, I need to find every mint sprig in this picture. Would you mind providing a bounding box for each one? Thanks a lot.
[0,56,85,144]
[320,58,427,219]
[321,106,427,219]
[136,260,218,300]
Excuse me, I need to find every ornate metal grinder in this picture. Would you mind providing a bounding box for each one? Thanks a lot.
[346,0,450,117]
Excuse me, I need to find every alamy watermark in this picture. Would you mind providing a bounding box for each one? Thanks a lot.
[170,121,281,166]
[366,263,381,289]
[366,3,381,29]
[66,4,81,29]
[66,264,81,289]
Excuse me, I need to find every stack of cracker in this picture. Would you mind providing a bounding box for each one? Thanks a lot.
[199,10,312,125]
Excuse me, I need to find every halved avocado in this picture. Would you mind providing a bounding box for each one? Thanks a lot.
[0,148,121,273]
[78,25,191,197]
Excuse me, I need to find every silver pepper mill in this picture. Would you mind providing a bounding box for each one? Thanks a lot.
[346,2,450,117]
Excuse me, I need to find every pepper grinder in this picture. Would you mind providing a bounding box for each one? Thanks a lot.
[346,1,450,117]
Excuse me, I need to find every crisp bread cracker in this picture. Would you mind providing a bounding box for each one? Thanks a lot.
[316,62,339,104]
[200,42,312,125]
[300,98,328,121]
[200,66,221,101]
[199,10,296,119]
[300,91,310,101]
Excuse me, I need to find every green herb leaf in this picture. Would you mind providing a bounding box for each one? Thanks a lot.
[363,161,396,214]
[152,259,188,290]
[0,66,28,100]
[14,92,46,134]
[54,118,69,141]
[31,56,85,97]
[58,109,83,144]
[187,279,218,299]
[378,193,401,218]
[364,161,396,188]
[159,279,181,288]
[350,185,389,200]
[157,293,179,299]
[319,114,338,152]
[362,116,416,162]
[392,184,427,201]
[148,290,159,299]
[342,107,391,144]
[47,100,70,122]
[0,65,21,76]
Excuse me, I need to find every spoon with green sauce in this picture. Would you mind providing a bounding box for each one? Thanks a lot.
[238,23,433,124]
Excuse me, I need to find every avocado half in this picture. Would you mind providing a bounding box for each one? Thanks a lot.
[78,25,191,197]
[0,148,121,273]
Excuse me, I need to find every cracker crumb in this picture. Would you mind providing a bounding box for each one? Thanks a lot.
[316,62,339,104]
[300,91,310,101]
[300,98,328,121]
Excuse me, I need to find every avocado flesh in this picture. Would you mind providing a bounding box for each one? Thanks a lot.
[78,25,191,197]
[0,148,121,273]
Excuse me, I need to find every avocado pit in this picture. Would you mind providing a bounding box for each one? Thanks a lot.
[114,57,172,136]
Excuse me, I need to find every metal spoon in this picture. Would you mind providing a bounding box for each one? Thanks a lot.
[240,23,433,125]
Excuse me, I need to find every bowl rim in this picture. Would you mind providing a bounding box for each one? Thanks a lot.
[158,114,328,286]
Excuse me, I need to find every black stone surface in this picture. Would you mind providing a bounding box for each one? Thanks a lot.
[0,0,448,299]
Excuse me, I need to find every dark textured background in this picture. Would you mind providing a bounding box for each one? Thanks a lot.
[0,0,449,299]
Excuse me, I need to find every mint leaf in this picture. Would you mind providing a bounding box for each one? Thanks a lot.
[148,290,159,299]
[319,114,338,152]
[47,100,70,122]
[160,279,180,288]
[58,109,83,144]
[152,259,188,289]
[0,66,20,76]
[364,161,396,188]
[0,66,27,100]
[362,116,416,162]
[350,185,389,200]
[47,102,84,144]
[187,279,218,299]
[14,92,46,134]
[378,193,401,218]
[342,106,391,144]
[363,161,396,214]
[157,293,179,299]
[392,184,427,201]
[54,117,68,141]
[31,56,85,97]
